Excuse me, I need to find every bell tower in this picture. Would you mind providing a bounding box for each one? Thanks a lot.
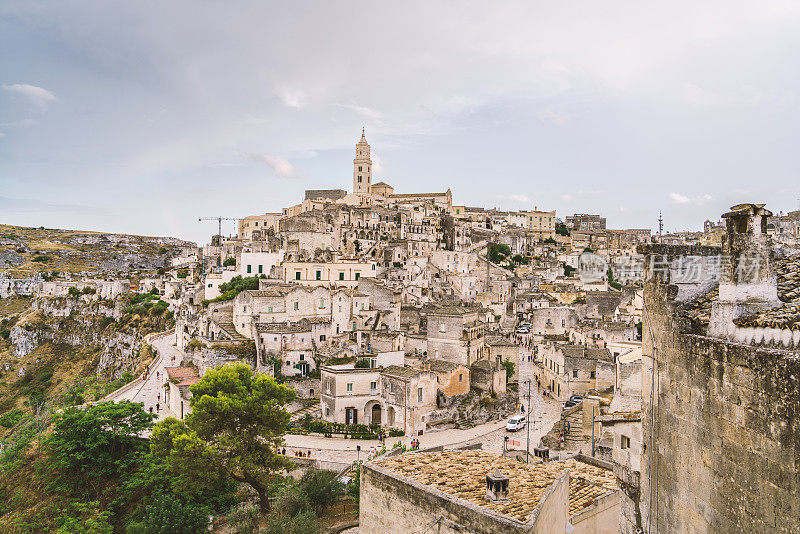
[353,128,372,195]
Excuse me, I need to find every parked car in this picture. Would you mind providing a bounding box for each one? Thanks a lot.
[563,400,578,410]
[515,327,530,334]
[506,415,527,432]
[569,395,584,403]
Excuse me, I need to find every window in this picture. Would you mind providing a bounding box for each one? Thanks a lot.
[268,306,273,313]
[358,166,362,171]
[293,302,299,310]
[459,374,463,382]
[354,273,360,280]
[325,406,330,416]
[258,265,263,274]
[339,272,345,280]
[561,319,566,328]
[295,272,301,280]
[358,176,362,182]
[299,354,305,361]
[243,306,247,312]
[621,435,631,449]
[316,270,321,280]
[417,387,423,402]
[326,381,331,393]
[590,370,596,379]
[439,323,446,333]
[320,335,326,341]
[319,299,325,308]
[247,265,252,273]
[573,369,578,378]
[370,381,377,391]
[346,383,353,392]
[208,283,212,288]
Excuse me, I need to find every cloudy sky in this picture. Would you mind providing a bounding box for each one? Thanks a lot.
[2,1,799,244]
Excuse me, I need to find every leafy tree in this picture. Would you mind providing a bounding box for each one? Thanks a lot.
[125,493,210,534]
[298,470,344,512]
[488,243,511,264]
[501,360,515,381]
[55,501,114,534]
[223,256,236,267]
[227,502,261,534]
[555,222,571,236]
[543,237,557,244]
[68,286,82,298]
[262,510,320,534]
[47,401,155,493]
[152,363,296,513]
[564,264,576,277]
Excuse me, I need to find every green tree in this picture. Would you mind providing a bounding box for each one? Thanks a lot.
[125,493,210,534]
[55,501,114,534]
[488,243,511,264]
[501,360,515,381]
[298,469,344,512]
[223,256,236,267]
[47,401,155,493]
[152,363,296,513]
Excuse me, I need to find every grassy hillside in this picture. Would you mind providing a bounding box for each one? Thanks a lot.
[0,224,195,278]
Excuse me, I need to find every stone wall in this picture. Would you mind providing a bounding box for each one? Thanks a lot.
[639,267,800,533]
[360,460,568,534]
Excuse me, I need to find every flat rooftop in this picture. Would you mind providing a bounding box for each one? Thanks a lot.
[376,450,617,523]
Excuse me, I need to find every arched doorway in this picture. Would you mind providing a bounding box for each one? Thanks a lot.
[387,406,396,427]
[371,404,382,425]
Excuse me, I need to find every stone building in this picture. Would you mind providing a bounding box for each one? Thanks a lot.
[537,344,615,400]
[426,305,488,366]
[361,450,620,534]
[626,204,800,533]
[319,352,438,435]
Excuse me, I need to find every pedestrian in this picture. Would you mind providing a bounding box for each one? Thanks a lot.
[567,421,571,432]
[156,371,159,379]
[307,450,311,458]
[156,402,160,411]
[281,448,286,455]
[157,393,161,402]
[149,407,153,413]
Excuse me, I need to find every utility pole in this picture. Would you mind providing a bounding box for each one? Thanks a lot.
[526,379,531,463]
[657,212,663,241]
[197,216,238,243]
[591,405,597,457]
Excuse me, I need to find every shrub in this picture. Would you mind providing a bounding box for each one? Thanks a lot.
[0,328,10,339]
[32,254,51,263]
[223,257,236,267]
[158,247,168,255]
[127,492,210,534]
[0,409,24,428]
[354,358,372,369]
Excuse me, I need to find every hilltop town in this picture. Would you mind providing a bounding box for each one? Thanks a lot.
[1,132,799,533]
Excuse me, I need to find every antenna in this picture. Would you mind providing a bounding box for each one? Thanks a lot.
[658,212,664,238]
[198,216,238,242]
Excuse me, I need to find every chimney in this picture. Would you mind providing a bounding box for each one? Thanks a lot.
[708,203,780,339]
[485,470,509,502]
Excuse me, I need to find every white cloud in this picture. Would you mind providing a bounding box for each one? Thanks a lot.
[495,194,530,204]
[670,192,712,205]
[371,153,385,175]
[562,194,573,201]
[336,103,382,120]
[2,83,57,110]
[0,132,5,138]
[249,154,296,178]
[539,108,569,127]
[277,88,306,109]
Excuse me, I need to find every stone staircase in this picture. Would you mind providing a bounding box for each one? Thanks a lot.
[214,314,248,341]
[290,402,319,422]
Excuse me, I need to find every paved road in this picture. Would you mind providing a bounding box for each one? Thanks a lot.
[283,344,561,463]
[108,331,181,422]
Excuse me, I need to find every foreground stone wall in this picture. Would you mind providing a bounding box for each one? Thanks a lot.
[360,459,567,534]
[639,273,800,533]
